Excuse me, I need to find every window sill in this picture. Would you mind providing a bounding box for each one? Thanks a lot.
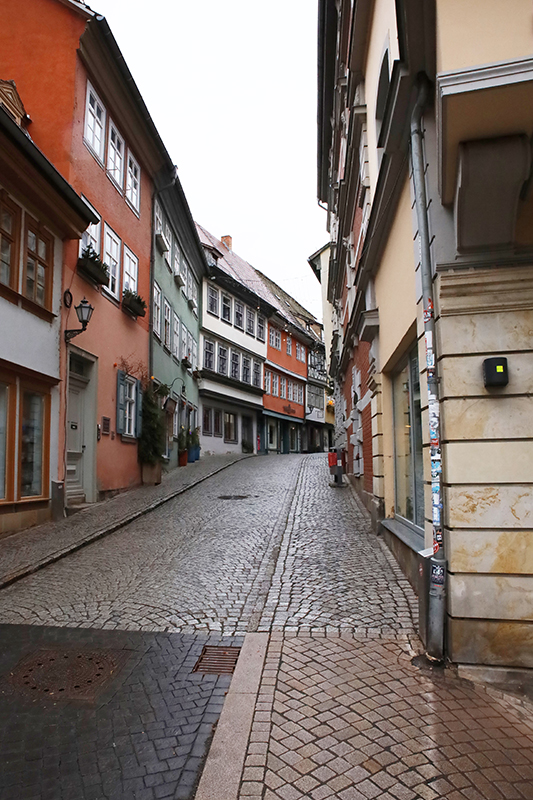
[380,517,424,552]
[0,282,19,305]
[221,317,232,325]
[125,198,140,219]
[21,296,55,322]
[120,434,138,444]
[206,309,219,318]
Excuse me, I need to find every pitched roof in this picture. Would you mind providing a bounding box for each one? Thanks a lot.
[253,269,323,346]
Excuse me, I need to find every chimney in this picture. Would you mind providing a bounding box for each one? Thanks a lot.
[221,235,232,251]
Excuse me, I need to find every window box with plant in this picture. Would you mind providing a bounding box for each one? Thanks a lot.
[77,244,110,287]
[181,354,192,370]
[122,288,147,317]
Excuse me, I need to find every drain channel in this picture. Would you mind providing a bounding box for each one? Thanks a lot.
[193,645,241,674]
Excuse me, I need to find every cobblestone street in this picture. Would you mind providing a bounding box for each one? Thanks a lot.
[0,454,532,800]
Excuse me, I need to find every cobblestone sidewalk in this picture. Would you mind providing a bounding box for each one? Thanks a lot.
[236,632,533,800]
[0,454,249,591]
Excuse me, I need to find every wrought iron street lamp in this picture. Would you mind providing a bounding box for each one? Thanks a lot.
[64,297,94,343]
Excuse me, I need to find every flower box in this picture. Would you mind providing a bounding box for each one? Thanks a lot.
[122,290,147,318]
[76,248,109,287]
[174,271,185,288]
[181,356,192,370]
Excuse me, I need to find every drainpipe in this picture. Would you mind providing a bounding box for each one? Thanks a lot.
[410,74,446,662]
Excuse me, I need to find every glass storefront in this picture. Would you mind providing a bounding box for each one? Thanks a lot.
[393,346,424,529]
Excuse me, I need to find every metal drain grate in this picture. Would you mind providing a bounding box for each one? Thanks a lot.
[218,495,249,500]
[193,645,241,674]
[9,648,131,701]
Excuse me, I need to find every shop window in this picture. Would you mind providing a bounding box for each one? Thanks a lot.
[0,382,7,499]
[393,346,424,529]
[224,412,237,443]
[203,406,212,435]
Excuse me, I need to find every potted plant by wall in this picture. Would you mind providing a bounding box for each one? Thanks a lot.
[191,426,201,461]
[181,354,192,370]
[77,244,109,287]
[122,288,147,317]
[177,426,188,467]
[138,383,166,485]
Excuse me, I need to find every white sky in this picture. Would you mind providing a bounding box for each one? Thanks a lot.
[92,0,327,320]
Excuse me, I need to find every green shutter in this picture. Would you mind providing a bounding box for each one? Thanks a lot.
[116,370,126,434]
[135,380,143,438]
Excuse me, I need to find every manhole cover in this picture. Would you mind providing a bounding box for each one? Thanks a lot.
[9,648,131,701]
[193,645,241,674]
[218,495,249,500]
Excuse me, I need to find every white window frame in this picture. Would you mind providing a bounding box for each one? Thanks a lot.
[280,376,287,399]
[235,300,244,330]
[123,245,138,294]
[107,120,125,188]
[207,285,219,315]
[222,294,232,323]
[288,381,294,401]
[272,373,279,396]
[180,256,188,288]
[155,202,163,234]
[192,338,198,369]
[218,344,228,376]
[181,323,189,361]
[126,150,140,212]
[153,282,161,338]
[253,361,261,388]
[80,197,101,255]
[103,224,121,298]
[269,326,281,350]
[84,81,106,162]
[265,370,271,394]
[286,336,292,356]
[297,384,304,404]
[242,355,251,384]
[230,350,240,380]
[257,316,265,342]
[173,244,181,276]
[124,376,136,437]
[246,307,255,336]
[163,299,172,349]
[172,312,180,359]
[204,338,214,370]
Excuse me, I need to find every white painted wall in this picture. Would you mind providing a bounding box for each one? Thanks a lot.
[202,279,268,359]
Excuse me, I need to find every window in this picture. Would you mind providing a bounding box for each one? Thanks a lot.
[191,279,199,313]
[204,339,214,370]
[207,285,219,315]
[297,384,304,405]
[24,218,52,308]
[393,346,424,529]
[154,202,163,234]
[224,412,237,442]
[173,405,180,438]
[242,356,251,384]
[103,224,121,298]
[180,256,187,288]
[288,381,293,401]
[84,82,106,161]
[218,344,228,375]
[116,370,141,439]
[308,384,325,411]
[80,197,100,256]
[186,268,192,300]
[203,406,212,435]
[272,373,279,396]
[153,282,161,338]
[246,308,255,336]
[296,343,306,362]
[107,121,124,187]
[187,330,193,363]
[163,300,172,349]
[0,194,20,290]
[181,323,189,361]
[172,313,180,358]
[269,326,281,349]
[231,351,240,380]
[192,338,198,370]
[222,294,231,323]
[124,377,136,437]
[123,246,138,294]
[280,376,286,399]
[173,244,181,276]
[20,389,46,497]
[235,300,244,329]
[265,370,271,394]
[286,336,292,356]
[214,409,222,437]
[257,316,265,342]
[253,361,261,388]
[126,151,140,211]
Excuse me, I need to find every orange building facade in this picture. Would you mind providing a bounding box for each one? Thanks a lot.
[262,320,308,454]
[0,0,171,505]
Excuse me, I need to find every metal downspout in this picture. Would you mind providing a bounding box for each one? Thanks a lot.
[410,75,446,662]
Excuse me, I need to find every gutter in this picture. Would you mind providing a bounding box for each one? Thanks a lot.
[410,74,446,663]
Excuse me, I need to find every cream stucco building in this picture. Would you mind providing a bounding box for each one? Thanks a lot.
[318,0,533,672]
